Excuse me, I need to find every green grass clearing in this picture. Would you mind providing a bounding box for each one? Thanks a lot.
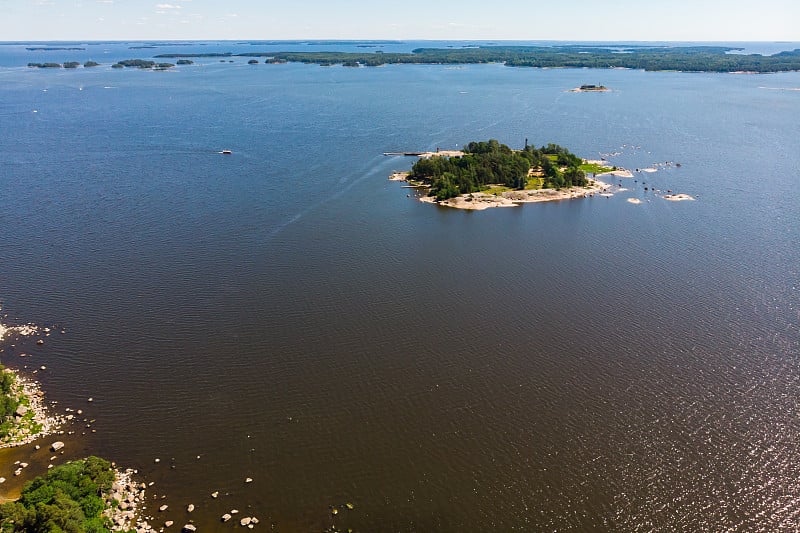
[579,162,615,174]
[525,177,545,190]
[481,185,512,195]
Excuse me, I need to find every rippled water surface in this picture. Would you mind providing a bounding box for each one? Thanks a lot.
[1,42,799,531]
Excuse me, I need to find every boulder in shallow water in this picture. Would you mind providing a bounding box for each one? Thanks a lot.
[50,441,64,452]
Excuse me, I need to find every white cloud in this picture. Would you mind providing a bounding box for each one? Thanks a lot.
[156,3,182,9]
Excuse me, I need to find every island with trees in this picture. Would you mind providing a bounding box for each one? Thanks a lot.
[111,59,175,70]
[26,63,63,69]
[390,140,621,210]
[155,44,800,73]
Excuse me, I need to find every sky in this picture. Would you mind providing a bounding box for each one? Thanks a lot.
[1,0,798,42]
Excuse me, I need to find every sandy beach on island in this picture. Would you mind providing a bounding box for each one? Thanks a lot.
[389,171,410,181]
[418,177,612,210]
[420,150,464,158]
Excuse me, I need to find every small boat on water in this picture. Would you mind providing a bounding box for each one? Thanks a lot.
[221,149,232,155]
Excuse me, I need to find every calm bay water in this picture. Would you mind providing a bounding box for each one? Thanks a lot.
[1,42,799,531]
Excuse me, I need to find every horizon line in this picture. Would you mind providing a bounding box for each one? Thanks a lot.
[2,39,798,44]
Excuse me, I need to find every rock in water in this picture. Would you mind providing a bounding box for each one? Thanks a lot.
[51,441,65,452]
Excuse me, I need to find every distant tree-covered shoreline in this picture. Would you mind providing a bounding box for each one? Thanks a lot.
[154,45,800,73]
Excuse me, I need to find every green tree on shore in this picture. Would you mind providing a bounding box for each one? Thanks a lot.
[0,456,116,532]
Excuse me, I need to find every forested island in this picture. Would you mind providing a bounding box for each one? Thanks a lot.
[392,140,620,210]
[112,59,175,70]
[26,59,175,70]
[155,45,800,72]
[411,140,590,200]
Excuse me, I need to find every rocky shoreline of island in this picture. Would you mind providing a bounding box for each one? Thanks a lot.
[386,141,695,210]
[1,310,269,532]
[391,169,613,210]
[0,320,64,450]
[0,314,159,531]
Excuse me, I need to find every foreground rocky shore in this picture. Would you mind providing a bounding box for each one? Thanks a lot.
[1,312,268,532]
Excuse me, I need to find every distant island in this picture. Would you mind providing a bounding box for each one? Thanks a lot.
[26,47,85,51]
[389,140,625,210]
[27,58,174,70]
[154,45,800,73]
[27,61,101,69]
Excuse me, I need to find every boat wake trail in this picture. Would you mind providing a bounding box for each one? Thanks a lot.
[262,153,391,241]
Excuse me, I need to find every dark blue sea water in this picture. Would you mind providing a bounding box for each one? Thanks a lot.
[1,42,799,531]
